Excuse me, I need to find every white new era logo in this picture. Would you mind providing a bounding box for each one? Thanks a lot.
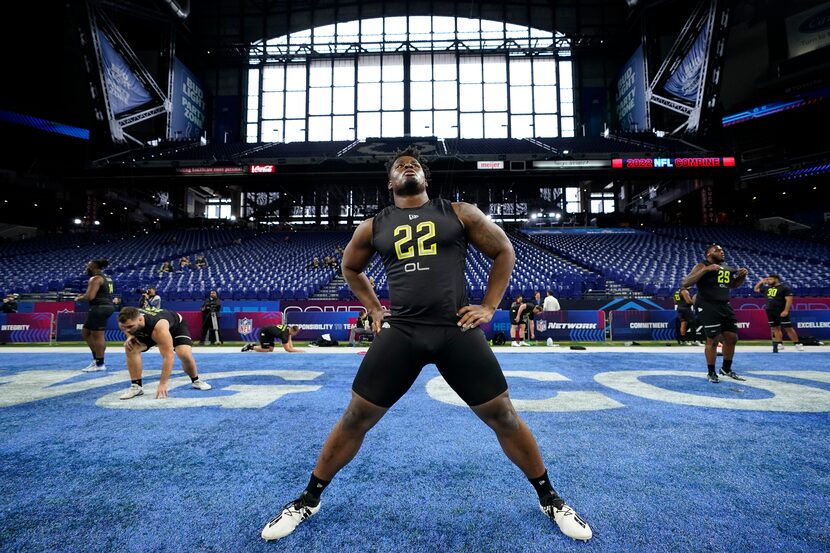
[408,214,420,220]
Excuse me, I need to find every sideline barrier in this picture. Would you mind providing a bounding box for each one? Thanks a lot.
[610,310,679,341]
[481,310,606,341]
[283,311,362,342]
[0,313,54,343]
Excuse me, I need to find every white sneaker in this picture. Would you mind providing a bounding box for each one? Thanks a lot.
[81,361,106,372]
[511,341,521,347]
[795,343,804,351]
[520,341,530,347]
[191,379,212,390]
[261,493,321,541]
[119,384,144,400]
[540,501,592,541]
[778,344,786,351]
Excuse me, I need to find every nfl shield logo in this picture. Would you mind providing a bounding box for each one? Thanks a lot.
[238,318,253,335]
[537,320,547,332]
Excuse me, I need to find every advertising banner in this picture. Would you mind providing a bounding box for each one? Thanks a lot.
[610,310,679,341]
[616,45,648,132]
[786,2,830,59]
[663,18,711,102]
[790,309,830,340]
[0,313,53,343]
[219,311,283,343]
[98,31,152,115]
[531,311,606,341]
[281,300,390,315]
[282,311,362,341]
[57,311,203,343]
[169,57,206,140]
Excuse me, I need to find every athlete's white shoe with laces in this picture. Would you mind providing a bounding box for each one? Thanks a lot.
[511,341,521,347]
[540,499,593,541]
[795,343,804,351]
[119,383,144,400]
[191,379,212,390]
[81,361,106,372]
[261,492,321,541]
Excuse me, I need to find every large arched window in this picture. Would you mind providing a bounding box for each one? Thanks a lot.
[246,16,575,143]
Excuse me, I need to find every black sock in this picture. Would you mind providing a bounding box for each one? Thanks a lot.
[131,379,142,387]
[722,359,733,373]
[95,357,104,366]
[190,375,199,383]
[529,470,555,500]
[304,473,330,503]
[707,364,716,374]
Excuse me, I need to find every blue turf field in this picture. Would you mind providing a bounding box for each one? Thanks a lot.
[1,351,829,553]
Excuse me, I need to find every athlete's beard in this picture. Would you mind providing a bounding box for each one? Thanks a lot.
[394,176,426,197]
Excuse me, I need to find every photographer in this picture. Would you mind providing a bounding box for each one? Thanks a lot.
[199,290,222,345]
[2,293,18,313]
[139,287,161,309]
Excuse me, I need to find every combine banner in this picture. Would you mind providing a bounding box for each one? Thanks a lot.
[221,311,282,343]
[791,309,830,339]
[0,313,53,343]
[283,312,362,342]
[610,310,679,341]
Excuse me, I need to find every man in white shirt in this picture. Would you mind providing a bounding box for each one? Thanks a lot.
[543,290,560,312]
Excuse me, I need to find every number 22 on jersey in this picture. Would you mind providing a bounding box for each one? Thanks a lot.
[393,221,437,260]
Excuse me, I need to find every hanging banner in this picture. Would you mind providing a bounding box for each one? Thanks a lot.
[786,2,830,59]
[98,31,152,115]
[663,18,711,103]
[169,57,206,140]
[0,313,53,343]
[616,45,648,132]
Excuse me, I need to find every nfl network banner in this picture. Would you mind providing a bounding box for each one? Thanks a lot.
[97,31,152,116]
[169,57,206,140]
[610,310,679,341]
[616,45,648,132]
[0,313,53,343]
[283,312,363,341]
[220,311,282,342]
[531,311,606,341]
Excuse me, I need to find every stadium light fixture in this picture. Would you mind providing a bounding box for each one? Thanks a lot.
[93,220,100,226]
[73,218,82,225]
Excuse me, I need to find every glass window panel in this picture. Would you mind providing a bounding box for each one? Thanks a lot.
[357,112,380,139]
[561,86,574,105]
[510,86,533,114]
[509,58,532,85]
[505,23,527,40]
[459,56,482,83]
[265,35,287,46]
[285,64,306,90]
[561,117,575,137]
[534,114,557,137]
[332,116,355,141]
[410,54,432,81]
[248,94,259,113]
[357,82,381,111]
[591,200,603,214]
[511,115,534,138]
[432,16,455,41]
[382,82,404,110]
[333,59,355,86]
[383,55,404,81]
[410,81,433,110]
[533,58,556,85]
[482,56,506,83]
[480,19,504,40]
[247,108,258,123]
[434,81,458,110]
[337,20,359,43]
[309,88,332,115]
[246,123,258,142]
[261,91,284,119]
[261,120,283,142]
[533,86,556,113]
[385,16,407,42]
[361,18,384,43]
[284,119,306,143]
[460,83,483,112]
[460,112,483,138]
[309,60,332,87]
[434,110,458,138]
[332,87,355,114]
[313,24,336,45]
[381,111,403,137]
[285,91,306,117]
[358,56,381,82]
[409,16,432,44]
[411,111,433,136]
[559,61,573,88]
[308,116,332,141]
[432,53,457,81]
[484,112,508,138]
[248,69,260,96]
[288,29,311,44]
[561,101,574,117]
[456,17,479,37]
[530,27,553,38]
[483,83,507,111]
[262,66,285,92]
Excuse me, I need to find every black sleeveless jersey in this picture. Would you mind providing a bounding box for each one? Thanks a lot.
[696,261,734,303]
[133,308,180,341]
[90,273,114,306]
[372,198,468,326]
[673,288,692,308]
[765,283,792,312]
[262,324,290,343]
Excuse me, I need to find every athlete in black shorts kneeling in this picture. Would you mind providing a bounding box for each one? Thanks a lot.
[261,147,592,542]
[241,324,302,353]
[116,307,212,399]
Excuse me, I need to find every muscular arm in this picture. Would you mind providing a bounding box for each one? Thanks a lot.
[783,295,793,316]
[731,268,748,288]
[680,289,693,304]
[152,320,175,386]
[453,202,515,311]
[681,263,711,288]
[342,219,384,329]
[77,276,102,302]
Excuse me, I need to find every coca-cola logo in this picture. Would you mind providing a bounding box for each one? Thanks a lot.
[798,7,830,33]
[249,164,275,173]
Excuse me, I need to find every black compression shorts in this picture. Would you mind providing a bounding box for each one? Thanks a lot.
[352,321,508,408]
[676,306,695,324]
[83,305,115,331]
[765,308,792,328]
[136,318,193,349]
[695,299,738,338]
